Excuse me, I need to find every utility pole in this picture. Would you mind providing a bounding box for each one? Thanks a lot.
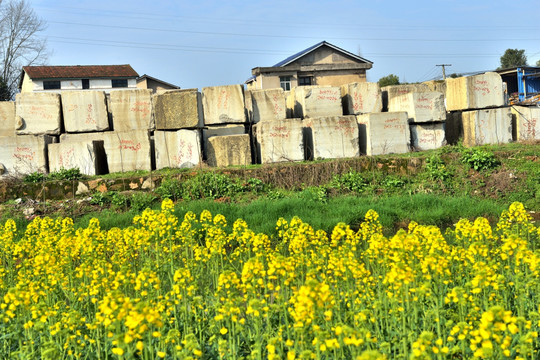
[436,64,452,79]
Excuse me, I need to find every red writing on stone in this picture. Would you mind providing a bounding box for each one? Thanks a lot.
[119,140,141,151]
[13,147,35,161]
[269,133,289,138]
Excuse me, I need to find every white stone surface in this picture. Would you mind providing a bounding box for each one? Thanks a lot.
[511,106,540,140]
[207,134,251,167]
[48,141,102,175]
[293,86,342,118]
[202,124,245,158]
[446,72,504,111]
[254,119,304,163]
[381,83,430,111]
[410,122,446,151]
[341,82,382,115]
[304,115,359,159]
[154,130,201,169]
[61,91,110,132]
[60,130,152,173]
[202,85,246,125]
[0,101,15,136]
[461,107,513,146]
[389,91,446,123]
[357,112,409,155]
[0,135,51,176]
[15,92,62,135]
[110,89,154,131]
[250,88,286,123]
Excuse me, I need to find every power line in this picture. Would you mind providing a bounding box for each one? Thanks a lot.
[46,21,540,43]
[36,5,540,32]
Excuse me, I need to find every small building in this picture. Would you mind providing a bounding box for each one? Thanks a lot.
[136,74,180,93]
[19,64,139,93]
[245,41,373,91]
[496,66,540,103]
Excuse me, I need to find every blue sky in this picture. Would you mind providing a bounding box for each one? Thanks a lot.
[28,0,540,89]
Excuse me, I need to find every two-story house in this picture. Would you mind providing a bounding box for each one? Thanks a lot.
[245,41,373,91]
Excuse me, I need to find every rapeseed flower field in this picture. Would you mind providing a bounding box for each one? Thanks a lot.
[0,199,538,359]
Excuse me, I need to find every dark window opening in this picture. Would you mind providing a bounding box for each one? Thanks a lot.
[43,80,61,90]
[299,76,312,86]
[82,79,90,89]
[279,76,291,91]
[112,79,128,88]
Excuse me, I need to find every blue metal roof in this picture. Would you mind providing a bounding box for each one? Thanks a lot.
[272,41,372,67]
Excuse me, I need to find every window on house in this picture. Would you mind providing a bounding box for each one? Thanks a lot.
[111,79,128,88]
[279,76,291,91]
[43,80,61,90]
[82,79,90,89]
[298,76,312,86]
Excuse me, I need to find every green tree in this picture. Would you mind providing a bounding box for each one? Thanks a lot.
[536,59,540,67]
[498,49,527,70]
[378,74,400,87]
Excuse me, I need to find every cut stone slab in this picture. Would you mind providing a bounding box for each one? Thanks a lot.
[251,88,286,123]
[341,82,382,115]
[207,134,251,167]
[62,91,109,132]
[389,91,446,123]
[0,101,16,137]
[511,106,540,140]
[461,107,513,147]
[410,122,446,151]
[0,135,52,176]
[202,124,245,158]
[15,92,62,135]
[48,140,105,175]
[423,80,447,96]
[446,72,504,111]
[110,89,154,131]
[254,119,304,164]
[60,130,152,173]
[202,85,246,125]
[303,115,359,160]
[154,89,203,129]
[293,86,342,118]
[285,91,295,118]
[381,83,430,112]
[244,90,253,122]
[154,130,202,169]
[357,112,409,155]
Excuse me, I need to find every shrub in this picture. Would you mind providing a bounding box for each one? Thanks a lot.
[155,178,183,200]
[23,171,45,183]
[48,168,83,181]
[461,148,500,171]
[331,170,368,193]
[425,155,451,181]
[130,192,157,211]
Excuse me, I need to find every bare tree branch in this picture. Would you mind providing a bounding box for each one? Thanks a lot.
[0,0,48,100]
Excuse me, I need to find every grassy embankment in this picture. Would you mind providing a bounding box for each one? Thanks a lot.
[0,141,538,235]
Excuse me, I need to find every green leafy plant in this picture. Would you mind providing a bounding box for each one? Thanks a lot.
[461,148,500,171]
[130,192,157,211]
[110,192,129,209]
[182,172,242,200]
[382,176,406,189]
[331,170,368,193]
[48,168,83,181]
[23,171,45,183]
[90,192,111,206]
[425,155,451,181]
[155,178,183,200]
